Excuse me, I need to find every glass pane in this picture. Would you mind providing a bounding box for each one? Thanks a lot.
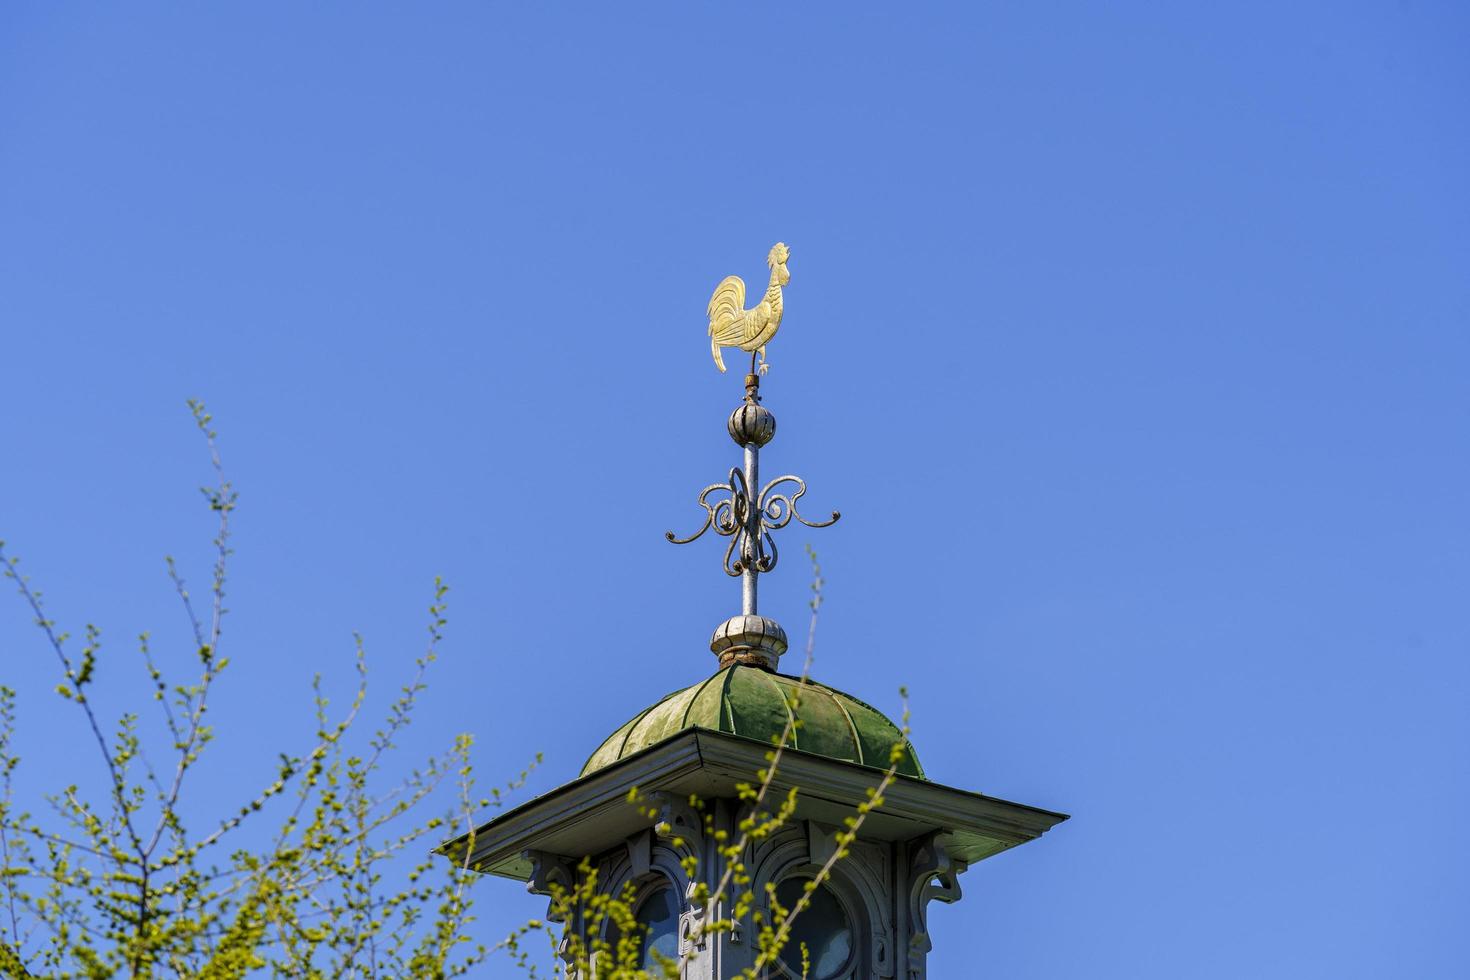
[636,886,680,968]
[775,877,853,978]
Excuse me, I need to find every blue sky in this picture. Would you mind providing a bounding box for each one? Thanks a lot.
[1,3,1466,976]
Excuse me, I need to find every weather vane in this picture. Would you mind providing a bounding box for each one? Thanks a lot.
[668,242,839,672]
[708,242,790,375]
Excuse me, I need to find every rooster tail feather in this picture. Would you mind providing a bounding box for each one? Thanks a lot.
[707,274,746,372]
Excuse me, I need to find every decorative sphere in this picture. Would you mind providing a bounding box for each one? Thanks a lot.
[727,403,776,447]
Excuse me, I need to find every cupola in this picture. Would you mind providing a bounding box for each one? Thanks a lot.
[438,245,1066,978]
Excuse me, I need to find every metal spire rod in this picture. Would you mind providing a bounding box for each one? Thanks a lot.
[741,376,762,617]
[663,241,839,671]
[665,369,839,670]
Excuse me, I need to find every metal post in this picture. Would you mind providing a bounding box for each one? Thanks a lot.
[742,440,759,616]
[666,362,838,669]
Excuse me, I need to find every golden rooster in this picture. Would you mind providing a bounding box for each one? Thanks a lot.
[707,242,790,373]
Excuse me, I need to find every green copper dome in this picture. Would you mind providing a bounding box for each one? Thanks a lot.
[581,665,924,779]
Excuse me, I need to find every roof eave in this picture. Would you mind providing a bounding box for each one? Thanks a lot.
[437,728,1067,881]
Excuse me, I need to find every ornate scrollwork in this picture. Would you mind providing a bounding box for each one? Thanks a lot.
[666,469,839,576]
[647,791,705,858]
[523,848,578,955]
[905,833,967,979]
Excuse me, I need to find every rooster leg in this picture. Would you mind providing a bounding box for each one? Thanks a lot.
[757,345,769,375]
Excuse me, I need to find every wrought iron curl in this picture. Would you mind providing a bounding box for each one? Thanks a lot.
[664,468,748,546]
[667,469,839,577]
[758,475,841,532]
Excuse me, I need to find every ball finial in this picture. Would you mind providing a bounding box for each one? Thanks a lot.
[728,371,776,446]
[728,402,776,447]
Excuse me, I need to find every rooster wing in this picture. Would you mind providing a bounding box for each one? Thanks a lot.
[707,274,748,373]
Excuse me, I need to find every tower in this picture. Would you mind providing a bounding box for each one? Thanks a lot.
[440,250,1066,978]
